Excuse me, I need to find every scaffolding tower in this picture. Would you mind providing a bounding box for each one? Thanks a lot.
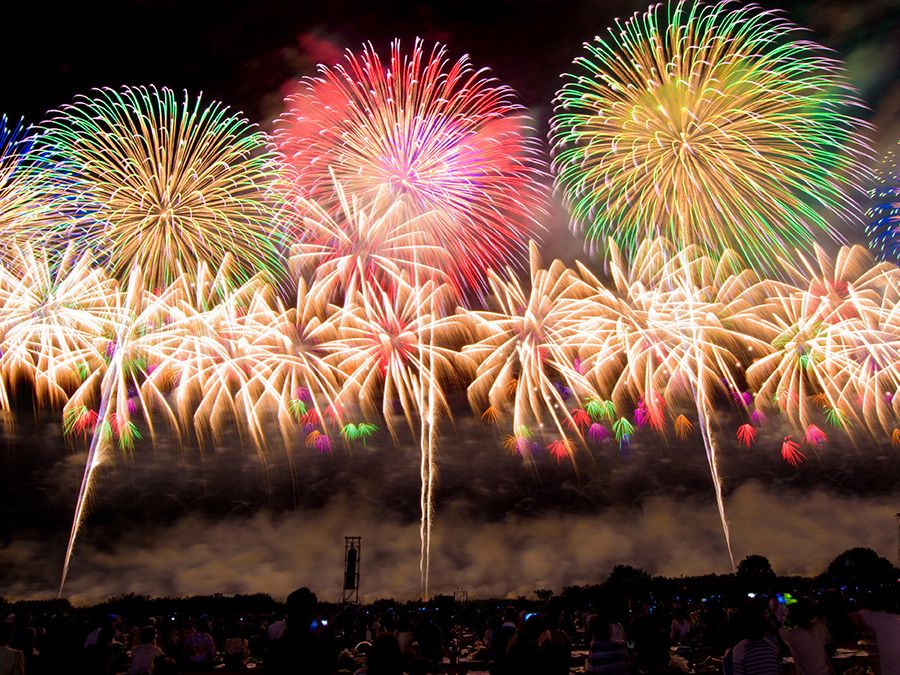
[342,536,361,604]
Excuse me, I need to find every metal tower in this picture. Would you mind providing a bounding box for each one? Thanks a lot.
[342,536,361,604]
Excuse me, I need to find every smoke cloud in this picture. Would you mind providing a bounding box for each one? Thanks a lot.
[2,481,896,605]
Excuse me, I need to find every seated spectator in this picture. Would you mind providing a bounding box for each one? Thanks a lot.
[181,620,216,671]
[129,626,170,675]
[267,587,337,675]
[268,614,287,642]
[223,622,249,671]
[670,608,692,643]
[541,613,572,675]
[81,626,125,675]
[779,601,830,675]
[355,633,407,675]
[586,613,629,675]
[725,602,780,675]
[0,622,25,675]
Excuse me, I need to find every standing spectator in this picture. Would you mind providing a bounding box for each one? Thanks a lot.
[267,587,337,675]
[540,614,572,675]
[670,609,692,643]
[0,623,25,675]
[395,617,414,655]
[488,607,518,675]
[779,601,830,675]
[506,614,545,675]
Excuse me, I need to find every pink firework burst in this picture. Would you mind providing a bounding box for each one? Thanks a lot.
[315,433,334,455]
[781,436,806,467]
[633,403,648,427]
[275,39,547,293]
[803,424,827,446]
[750,409,767,426]
[736,423,757,448]
[588,422,609,444]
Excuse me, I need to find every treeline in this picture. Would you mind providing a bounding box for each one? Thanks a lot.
[2,547,897,618]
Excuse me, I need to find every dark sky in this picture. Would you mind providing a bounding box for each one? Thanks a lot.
[3,0,899,146]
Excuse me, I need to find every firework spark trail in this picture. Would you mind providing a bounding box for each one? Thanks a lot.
[693,332,735,569]
[581,239,769,567]
[59,269,173,592]
[551,0,872,270]
[58,267,202,594]
[59,355,118,596]
[0,116,68,258]
[323,278,467,597]
[276,39,546,293]
[461,243,601,462]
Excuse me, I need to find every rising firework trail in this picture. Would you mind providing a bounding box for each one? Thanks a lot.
[581,239,769,567]
[59,268,186,594]
[323,278,468,597]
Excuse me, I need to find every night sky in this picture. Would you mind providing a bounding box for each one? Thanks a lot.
[1,0,900,603]
[2,0,899,142]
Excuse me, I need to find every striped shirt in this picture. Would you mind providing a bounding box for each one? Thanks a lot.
[587,640,629,675]
[732,637,781,675]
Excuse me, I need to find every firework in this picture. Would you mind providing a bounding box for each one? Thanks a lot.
[289,176,450,303]
[747,245,900,440]
[276,39,546,292]
[60,266,192,593]
[866,146,900,265]
[0,116,62,259]
[583,238,769,567]
[0,244,115,409]
[551,0,872,270]
[35,85,284,288]
[461,243,600,461]
[324,278,468,597]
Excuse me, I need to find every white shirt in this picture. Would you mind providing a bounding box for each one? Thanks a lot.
[859,609,900,675]
[128,643,163,675]
[780,620,830,675]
